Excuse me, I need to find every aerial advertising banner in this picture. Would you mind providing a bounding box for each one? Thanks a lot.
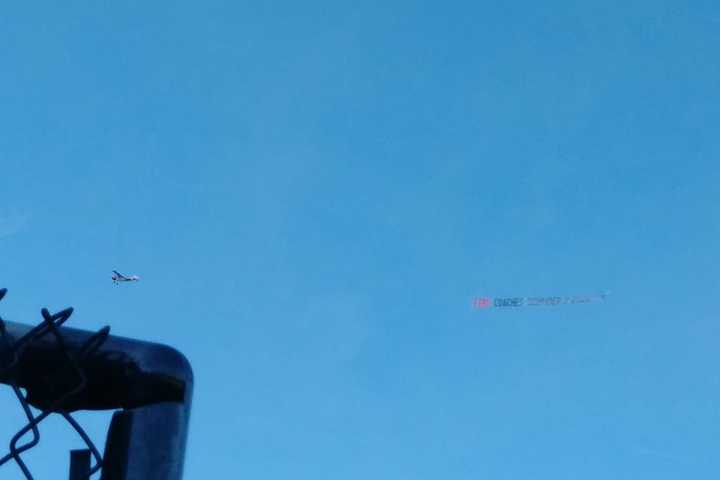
[472,293,608,309]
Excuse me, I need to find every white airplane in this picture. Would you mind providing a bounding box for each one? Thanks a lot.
[112,270,140,284]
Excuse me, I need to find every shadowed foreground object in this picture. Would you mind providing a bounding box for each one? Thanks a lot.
[0,288,193,480]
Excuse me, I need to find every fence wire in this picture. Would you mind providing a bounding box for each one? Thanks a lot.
[0,288,106,479]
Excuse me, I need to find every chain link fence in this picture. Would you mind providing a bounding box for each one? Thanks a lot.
[0,288,193,479]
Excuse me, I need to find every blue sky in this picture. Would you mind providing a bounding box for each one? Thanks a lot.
[1,1,719,478]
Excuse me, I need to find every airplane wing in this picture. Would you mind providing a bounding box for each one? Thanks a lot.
[112,270,127,279]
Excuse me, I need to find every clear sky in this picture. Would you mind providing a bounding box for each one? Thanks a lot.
[1,1,719,478]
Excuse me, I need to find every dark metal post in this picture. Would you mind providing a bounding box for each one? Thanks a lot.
[0,301,194,480]
[69,450,91,480]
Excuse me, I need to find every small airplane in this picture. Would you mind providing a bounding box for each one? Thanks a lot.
[112,270,140,284]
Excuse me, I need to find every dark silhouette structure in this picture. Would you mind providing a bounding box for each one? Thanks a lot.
[0,288,194,479]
